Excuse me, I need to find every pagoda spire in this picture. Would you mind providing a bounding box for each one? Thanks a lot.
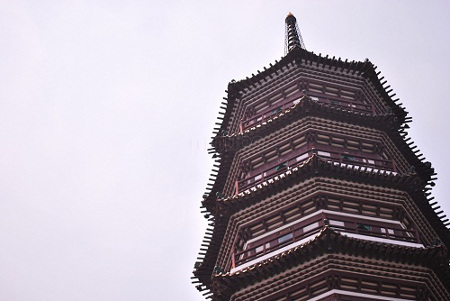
[285,12,305,54]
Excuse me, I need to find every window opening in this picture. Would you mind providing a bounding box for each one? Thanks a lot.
[342,154,356,161]
[303,222,319,233]
[277,233,293,244]
[357,223,372,231]
[271,107,282,114]
[330,99,341,105]
[274,162,287,171]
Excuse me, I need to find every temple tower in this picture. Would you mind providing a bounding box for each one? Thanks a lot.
[193,13,450,301]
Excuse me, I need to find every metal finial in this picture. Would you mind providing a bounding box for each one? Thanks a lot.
[285,13,306,54]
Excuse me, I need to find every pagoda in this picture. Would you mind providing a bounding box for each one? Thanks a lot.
[193,13,450,300]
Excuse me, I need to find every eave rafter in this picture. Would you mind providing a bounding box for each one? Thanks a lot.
[219,155,449,246]
[212,227,450,297]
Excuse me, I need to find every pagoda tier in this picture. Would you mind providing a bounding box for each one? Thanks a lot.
[193,13,449,300]
[215,228,450,301]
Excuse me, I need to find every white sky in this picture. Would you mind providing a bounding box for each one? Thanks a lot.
[0,1,449,300]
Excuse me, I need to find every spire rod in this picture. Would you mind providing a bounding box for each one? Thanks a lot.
[285,12,305,54]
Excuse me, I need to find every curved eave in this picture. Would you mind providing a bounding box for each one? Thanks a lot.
[217,155,450,248]
[213,227,449,295]
[221,154,421,207]
[212,96,434,183]
[201,149,447,256]
[225,47,407,125]
[201,153,234,215]
[192,216,229,296]
[212,96,397,152]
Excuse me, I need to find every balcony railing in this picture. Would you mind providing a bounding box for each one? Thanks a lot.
[235,148,396,194]
[233,216,326,268]
[240,98,301,132]
[310,94,374,114]
[232,213,418,268]
[240,94,374,132]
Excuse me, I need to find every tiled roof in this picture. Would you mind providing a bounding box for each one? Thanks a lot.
[214,227,449,290]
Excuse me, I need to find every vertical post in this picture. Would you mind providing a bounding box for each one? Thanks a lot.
[414,229,420,243]
[391,159,397,172]
[320,211,325,228]
[235,180,239,195]
[231,250,236,269]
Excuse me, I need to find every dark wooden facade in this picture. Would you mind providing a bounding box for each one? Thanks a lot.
[193,14,450,301]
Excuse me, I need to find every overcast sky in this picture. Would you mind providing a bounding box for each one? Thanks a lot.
[0,1,449,300]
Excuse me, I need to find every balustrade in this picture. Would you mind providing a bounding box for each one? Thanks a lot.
[232,213,418,268]
[240,93,374,132]
[235,148,395,194]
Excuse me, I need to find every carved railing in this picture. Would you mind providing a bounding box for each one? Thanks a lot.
[240,93,374,132]
[235,148,395,194]
[232,213,418,268]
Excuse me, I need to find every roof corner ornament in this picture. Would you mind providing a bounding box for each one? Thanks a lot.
[285,12,306,54]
